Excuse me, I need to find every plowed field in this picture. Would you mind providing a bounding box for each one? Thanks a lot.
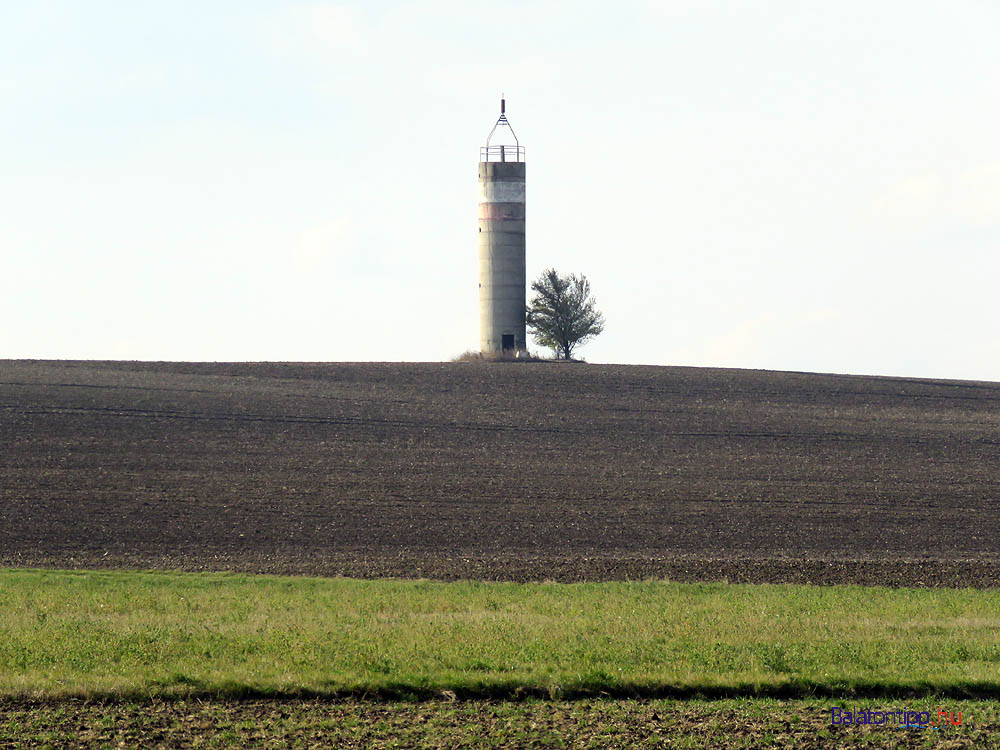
[3,360,999,587]
[3,698,997,750]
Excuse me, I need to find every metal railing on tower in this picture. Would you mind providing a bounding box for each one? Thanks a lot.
[480,144,525,162]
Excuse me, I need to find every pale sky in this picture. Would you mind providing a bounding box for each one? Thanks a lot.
[3,1,1000,380]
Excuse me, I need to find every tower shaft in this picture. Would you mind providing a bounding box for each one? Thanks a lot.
[478,160,526,353]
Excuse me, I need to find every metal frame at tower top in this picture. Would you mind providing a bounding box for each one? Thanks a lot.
[481,96,525,162]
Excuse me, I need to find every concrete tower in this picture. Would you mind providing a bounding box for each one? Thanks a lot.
[478,97,526,354]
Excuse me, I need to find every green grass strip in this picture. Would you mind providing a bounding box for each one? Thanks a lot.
[3,569,1000,700]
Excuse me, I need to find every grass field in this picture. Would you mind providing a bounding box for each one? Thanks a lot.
[4,569,1000,700]
[6,569,1000,748]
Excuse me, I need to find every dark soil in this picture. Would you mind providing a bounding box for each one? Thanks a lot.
[3,360,1000,587]
[2,698,996,749]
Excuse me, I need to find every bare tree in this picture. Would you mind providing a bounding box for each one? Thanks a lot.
[526,268,605,360]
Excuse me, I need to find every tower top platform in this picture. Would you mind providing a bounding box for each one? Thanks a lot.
[480,144,525,162]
